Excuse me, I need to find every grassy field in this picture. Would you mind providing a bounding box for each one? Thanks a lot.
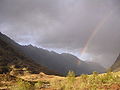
[0,71,120,90]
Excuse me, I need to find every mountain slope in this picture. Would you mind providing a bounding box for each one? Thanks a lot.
[20,44,105,75]
[111,54,120,71]
[0,32,105,76]
[0,32,58,75]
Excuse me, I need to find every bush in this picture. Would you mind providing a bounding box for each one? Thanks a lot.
[11,80,34,90]
[80,74,88,83]
[51,78,65,90]
[93,71,98,76]
[0,66,10,74]
[67,71,75,83]
[35,81,43,89]
[64,71,76,90]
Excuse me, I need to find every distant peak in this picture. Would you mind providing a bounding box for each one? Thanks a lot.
[0,32,3,35]
[28,44,33,47]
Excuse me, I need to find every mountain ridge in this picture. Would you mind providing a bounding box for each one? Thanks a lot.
[0,32,58,75]
[0,32,105,75]
[19,41,105,75]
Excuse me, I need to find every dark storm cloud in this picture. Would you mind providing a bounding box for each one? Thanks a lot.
[0,0,120,67]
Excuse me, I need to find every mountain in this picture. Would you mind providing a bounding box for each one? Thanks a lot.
[111,54,120,71]
[19,44,105,75]
[0,32,58,75]
[0,32,105,76]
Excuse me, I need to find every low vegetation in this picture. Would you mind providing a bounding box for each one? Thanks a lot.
[12,80,34,90]
[50,71,120,90]
[0,71,120,90]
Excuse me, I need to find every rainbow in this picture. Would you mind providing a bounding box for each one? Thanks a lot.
[80,8,117,58]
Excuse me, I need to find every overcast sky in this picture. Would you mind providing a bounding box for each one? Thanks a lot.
[0,0,120,68]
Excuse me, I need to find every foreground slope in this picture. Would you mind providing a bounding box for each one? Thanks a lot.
[19,71,120,90]
[0,71,120,90]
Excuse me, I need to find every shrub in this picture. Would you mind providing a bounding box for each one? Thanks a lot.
[35,81,43,89]
[80,74,88,83]
[65,71,76,90]
[0,66,10,74]
[67,71,75,81]
[93,71,98,76]
[11,80,34,90]
[51,78,65,90]
[2,73,16,81]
